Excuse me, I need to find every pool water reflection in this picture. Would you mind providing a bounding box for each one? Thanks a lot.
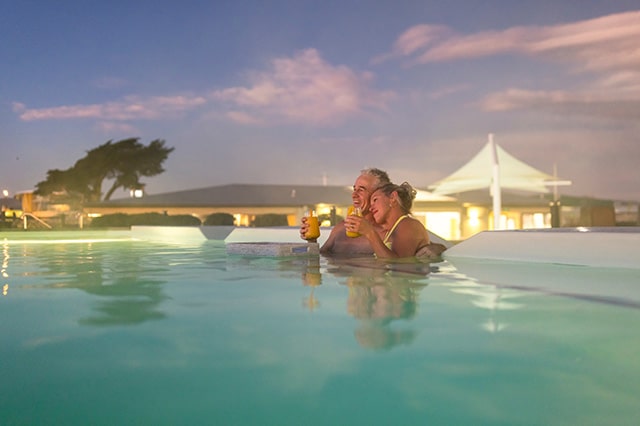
[1,234,639,425]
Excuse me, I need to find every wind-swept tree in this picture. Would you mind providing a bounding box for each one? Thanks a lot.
[35,138,174,205]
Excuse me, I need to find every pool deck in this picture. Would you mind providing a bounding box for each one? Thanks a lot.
[444,227,640,269]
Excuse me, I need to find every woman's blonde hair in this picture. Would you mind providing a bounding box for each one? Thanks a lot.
[375,182,416,214]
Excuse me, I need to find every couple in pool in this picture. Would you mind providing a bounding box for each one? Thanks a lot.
[300,168,446,259]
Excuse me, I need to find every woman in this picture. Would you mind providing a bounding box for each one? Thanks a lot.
[345,182,432,259]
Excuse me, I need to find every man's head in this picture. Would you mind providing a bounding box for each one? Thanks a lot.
[351,168,390,213]
[361,168,390,188]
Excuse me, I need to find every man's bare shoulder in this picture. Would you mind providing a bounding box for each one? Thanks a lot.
[333,221,347,231]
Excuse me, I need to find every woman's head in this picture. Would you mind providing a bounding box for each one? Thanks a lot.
[373,182,416,215]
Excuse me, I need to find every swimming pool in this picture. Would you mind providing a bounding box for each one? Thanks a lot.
[2,230,639,425]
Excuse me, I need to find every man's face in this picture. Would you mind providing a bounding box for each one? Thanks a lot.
[351,174,377,213]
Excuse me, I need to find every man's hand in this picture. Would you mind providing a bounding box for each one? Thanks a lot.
[299,216,316,241]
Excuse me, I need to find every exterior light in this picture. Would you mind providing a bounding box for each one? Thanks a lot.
[468,208,480,227]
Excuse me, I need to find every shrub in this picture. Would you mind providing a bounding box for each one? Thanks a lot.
[203,212,235,226]
[90,212,201,227]
[161,214,201,226]
[90,213,130,227]
[251,214,288,227]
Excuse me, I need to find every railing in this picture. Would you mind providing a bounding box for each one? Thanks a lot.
[22,213,52,230]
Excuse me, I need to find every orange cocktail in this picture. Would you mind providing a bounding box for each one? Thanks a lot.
[305,210,320,240]
[345,206,361,238]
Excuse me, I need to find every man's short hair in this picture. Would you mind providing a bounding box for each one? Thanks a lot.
[360,168,391,188]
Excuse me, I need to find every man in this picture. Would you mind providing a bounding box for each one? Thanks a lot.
[300,168,390,255]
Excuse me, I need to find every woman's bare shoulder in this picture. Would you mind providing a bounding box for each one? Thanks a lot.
[398,216,426,231]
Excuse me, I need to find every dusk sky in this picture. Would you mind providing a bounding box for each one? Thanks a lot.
[2,1,639,201]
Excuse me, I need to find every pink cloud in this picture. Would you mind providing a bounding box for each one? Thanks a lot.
[481,87,640,120]
[391,11,640,70]
[389,11,640,119]
[14,94,207,122]
[212,48,395,125]
[393,24,451,56]
[428,84,471,100]
[16,49,393,128]
[95,121,139,134]
[225,110,264,125]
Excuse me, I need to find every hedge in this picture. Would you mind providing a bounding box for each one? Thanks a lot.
[90,212,201,227]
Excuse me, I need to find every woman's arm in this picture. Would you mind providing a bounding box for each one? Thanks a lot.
[353,217,430,258]
[347,215,397,259]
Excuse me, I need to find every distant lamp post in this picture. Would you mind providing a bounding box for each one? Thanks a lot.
[2,190,8,197]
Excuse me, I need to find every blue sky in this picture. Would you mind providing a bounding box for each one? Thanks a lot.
[2,0,639,201]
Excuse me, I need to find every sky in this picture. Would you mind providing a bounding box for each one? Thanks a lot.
[2,0,639,202]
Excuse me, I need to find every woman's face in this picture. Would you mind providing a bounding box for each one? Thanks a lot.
[369,189,392,224]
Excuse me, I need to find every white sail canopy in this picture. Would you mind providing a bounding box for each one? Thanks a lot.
[429,139,571,195]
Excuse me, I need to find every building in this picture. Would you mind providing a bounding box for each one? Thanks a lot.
[85,184,357,228]
[80,182,624,241]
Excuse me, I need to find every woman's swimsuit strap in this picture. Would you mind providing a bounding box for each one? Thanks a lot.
[383,215,409,248]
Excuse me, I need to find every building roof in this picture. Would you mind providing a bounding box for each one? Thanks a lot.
[84,182,617,212]
[88,184,356,208]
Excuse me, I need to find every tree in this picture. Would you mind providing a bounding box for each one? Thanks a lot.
[35,138,174,204]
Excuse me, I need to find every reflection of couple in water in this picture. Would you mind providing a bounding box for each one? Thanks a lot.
[324,255,431,351]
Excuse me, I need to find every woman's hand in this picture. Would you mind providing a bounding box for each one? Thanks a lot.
[344,214,375,237]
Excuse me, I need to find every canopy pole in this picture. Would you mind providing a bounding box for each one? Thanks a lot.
[489,133,502,230]
[552,163,559,202]
[551,163,561,228]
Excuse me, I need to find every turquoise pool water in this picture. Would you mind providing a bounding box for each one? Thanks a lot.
[1,232,639,425]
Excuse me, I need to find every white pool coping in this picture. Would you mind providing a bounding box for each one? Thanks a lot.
[444,227,640,269]
[130,225,639,269]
